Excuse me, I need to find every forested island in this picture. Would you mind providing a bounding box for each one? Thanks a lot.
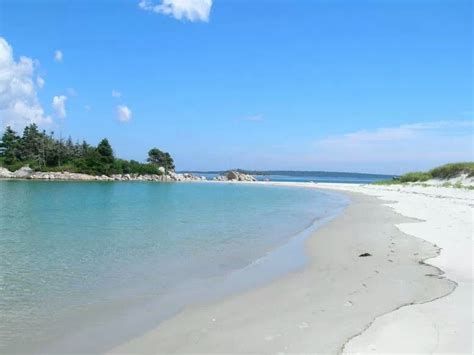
[0,124,175,175]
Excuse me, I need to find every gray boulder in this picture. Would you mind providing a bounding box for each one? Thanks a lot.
[0,167,14,178]
[226,171,240,180]
[14,166,34,178]
[223,170,257,182]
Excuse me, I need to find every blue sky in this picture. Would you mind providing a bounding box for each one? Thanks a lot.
[0,0,472,174]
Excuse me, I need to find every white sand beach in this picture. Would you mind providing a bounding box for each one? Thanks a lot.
[109,182,473,354]
[330,184,473,354]
[2,1,471,352]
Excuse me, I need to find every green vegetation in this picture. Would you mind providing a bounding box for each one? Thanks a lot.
[397,172,432,183]
[0,124,174,176]
[429,162,474,179]
[374,162,474,186]
[147,148,175,172]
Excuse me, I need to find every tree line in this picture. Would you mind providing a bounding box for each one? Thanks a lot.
[0,124,175,176]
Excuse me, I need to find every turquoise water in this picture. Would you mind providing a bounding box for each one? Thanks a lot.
[0,181,347,353]
[189,171,394,184]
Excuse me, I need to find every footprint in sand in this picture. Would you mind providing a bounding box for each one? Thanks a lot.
[298,322,309,329]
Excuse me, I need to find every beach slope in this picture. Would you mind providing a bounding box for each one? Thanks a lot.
[109,184,470,354]
[331,184,473,354]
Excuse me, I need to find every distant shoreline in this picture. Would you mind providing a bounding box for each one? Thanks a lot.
[0,167,205,182]
[0,167,258,183]
[184,169,395,178]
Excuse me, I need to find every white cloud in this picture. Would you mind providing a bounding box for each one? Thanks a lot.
[112,90,122,98]
[0,37,52,130]
[85,104,92,112]
[36,76,45,88]
[242,114,264,122]
[52,95,67,118]
[54,50,63,62]
[311,120,474,173]
[139,0,212,22]
[117,105,132,122]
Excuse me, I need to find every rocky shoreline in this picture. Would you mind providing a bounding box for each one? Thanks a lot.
[213,170,257,182]
[0,167,257,183]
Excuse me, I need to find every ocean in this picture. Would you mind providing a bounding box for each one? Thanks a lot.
[0,180,347,353]
[190,171,394,184]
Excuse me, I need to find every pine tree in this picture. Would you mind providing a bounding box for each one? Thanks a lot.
[0,126,21,165]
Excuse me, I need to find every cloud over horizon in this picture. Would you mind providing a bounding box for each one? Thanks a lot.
[310,120,473,173]
[0,37,52,130]
[138,0,212,22]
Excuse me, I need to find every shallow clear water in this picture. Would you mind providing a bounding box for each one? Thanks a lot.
[0,181,347,353]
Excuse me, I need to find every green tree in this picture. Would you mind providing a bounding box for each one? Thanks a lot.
[1,126,174,176]
[0,126,21,165]
[20,124,43,164]
[147,148,175,172]
[97,139,114,162]
[163,152,175,171]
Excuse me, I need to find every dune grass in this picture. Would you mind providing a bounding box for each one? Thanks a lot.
[429,162,474,179]
[374,162,474,185]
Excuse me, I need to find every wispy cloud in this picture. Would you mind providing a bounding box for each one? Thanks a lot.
[311,120,474,171]
[52,95,67,118]
[317,120,473,145]
[138,0,212,22]
[36,76,45,88]
[242,114,264,122]
[112,90,122,98]
[0,37,52,129]
[54,50,63,63]
[117,105,132,122]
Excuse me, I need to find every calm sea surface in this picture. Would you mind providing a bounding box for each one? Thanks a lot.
[193,171,393,184]
[0,180,347,353]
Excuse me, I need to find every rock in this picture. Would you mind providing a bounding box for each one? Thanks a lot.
[213,175,228,181]
[0,167,14,178]
[226,171,240,180]
[359,253,372,257]
[165,172,204,182]
[1,167,205,183]
[221,170,257,182]
[14,166,34,178]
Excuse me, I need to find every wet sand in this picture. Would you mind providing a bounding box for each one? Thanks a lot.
[109,188,459,354]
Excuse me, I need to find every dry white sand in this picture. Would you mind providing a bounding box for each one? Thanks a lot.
[109,182,473,354]
[321,183,473,354]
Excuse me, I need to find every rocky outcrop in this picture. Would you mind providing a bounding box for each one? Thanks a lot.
[168,172,206,182]
[213,170,257,182]
[13,166,34,178]
[109,172,205,182]
[31,171,113,181]
[0,167,14,178]
[0,166,206,182]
